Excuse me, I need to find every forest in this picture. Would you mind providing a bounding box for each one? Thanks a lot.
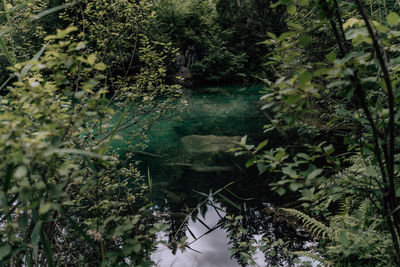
[0,0,400,266]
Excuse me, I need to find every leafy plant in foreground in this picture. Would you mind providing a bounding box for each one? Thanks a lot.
[0,16,180,264]
[235,0,400,265]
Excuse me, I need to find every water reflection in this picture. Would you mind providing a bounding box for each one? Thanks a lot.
[151,194,312,267]
[131,86,313,266]
[152,203,243,267]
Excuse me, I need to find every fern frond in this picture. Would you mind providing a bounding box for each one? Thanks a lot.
[337,197,350,216]
[292,251,328,266]
[280,208,334,240]
[330,214,358,229]
[358,199,370,216]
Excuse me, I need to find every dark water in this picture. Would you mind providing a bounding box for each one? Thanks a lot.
[129,86,312,266]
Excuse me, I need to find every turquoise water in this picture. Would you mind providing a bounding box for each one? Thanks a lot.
[124,86,311,266]
[144,85,266,154]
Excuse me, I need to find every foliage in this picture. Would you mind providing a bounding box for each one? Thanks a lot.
[0,27,151,266]
[0,1,181,265]
[151,0,217,49]
[235,0,400,265]
[62,0,180,93]
[215,0,286,81]
[151,0,286,85]
[223,214,296,267]
[58,0,182,152]
[190,34,248,83]
[0,0,57,85]
[281,192,393,266]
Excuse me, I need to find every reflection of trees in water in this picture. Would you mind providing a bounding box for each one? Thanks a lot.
[149,160,310,266]
[135,86,308,265]
[223,202,310,266]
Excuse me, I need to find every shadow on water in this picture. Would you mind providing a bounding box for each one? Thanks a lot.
[128,86,313,266]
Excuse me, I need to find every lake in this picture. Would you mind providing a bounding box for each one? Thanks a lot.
[126,86,312,266]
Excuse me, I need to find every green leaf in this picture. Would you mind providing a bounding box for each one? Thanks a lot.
[32,221,42,264]
[298,71,312,89]
[261,102,274,110]
[375,22,388,33]
[39,203,52,215]
[286,94,302,104]
[300,188,315,201]
[364,165,377,177]
[245,158,256,168]
[345,27,369,40]
[255,139,269,153]
[287,4,296,15]
[32,221,42,246]
[296,153,310,160]
[289,182,303,191]
[240,135,248,145]
[326,52,336,63]
[133,243,141,254]
[87,54,96,65]
[387,12,400,27]
[338,231,350,247]
[275,149,286,161]
[94,62,106,71]
[14,165,27,179]
[0,36,14,65]
[287,21,302,30]
[323,144,334,155]
[307,169,323,180]
[0,245,11,260]
[276,187,286,196]
[18,213,28,229]
[270,2,282,8]
[267,32,278,40]
[21,43,48,76]
[40,228,54,266]
[257,162,268,174]
[282,166,299,178]
[44,26,78,40]
[314,68,329,76]
[3,0,11,27]
[343,17,364,29]
[278,31,295,41]
[74,90,85,99]
[218,193,241,210]
[149,227,158,235]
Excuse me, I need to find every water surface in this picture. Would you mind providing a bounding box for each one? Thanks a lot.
[131,86,311,266]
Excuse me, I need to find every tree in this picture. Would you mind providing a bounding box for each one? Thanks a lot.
[215,0,286,81]
[237,0,400,265]
[0,1,180,265]
[150,0,286,85]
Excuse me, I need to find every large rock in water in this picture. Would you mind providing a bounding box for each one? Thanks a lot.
[180,135,241,154]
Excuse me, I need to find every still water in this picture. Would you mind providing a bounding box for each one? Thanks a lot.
[131,86,312,266]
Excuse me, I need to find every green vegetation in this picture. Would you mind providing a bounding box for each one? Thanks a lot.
[235,0,400,266]
[1,0,400,266]
[0,1,179,265]
[151,0,285,85]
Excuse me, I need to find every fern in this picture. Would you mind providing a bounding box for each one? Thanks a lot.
[337,197,350,216]
[280,208,334,240]
[358,199,372,226]
[292,251,328,266]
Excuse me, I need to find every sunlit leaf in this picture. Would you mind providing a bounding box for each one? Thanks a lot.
[387,12,400,27]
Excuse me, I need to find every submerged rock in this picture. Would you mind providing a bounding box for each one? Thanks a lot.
[180,135,240,154]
